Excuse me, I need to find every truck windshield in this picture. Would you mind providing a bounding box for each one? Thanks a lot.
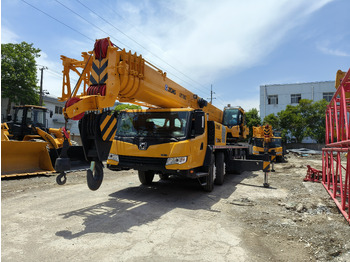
[116,111,190,138]
[223,108,239,126]
[270,138,282,148]
[254,138,264,147]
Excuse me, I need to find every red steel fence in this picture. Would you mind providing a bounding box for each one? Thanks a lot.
[323,68,350,223]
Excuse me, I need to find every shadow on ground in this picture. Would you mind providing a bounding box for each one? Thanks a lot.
[56,172,259,239]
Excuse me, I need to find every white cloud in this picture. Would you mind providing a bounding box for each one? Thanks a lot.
[107,0,333,85]
[1,26,20,43]
[317,42,350,57]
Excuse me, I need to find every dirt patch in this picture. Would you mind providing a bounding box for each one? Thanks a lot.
[2,154,350,261]
[232,154,350,262]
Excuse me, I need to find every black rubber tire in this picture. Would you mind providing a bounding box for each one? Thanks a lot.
[138,170,155,185]
[214,151,225,185]
[203,154,214,192]
[56,172,67,185]
[87,161,104,191]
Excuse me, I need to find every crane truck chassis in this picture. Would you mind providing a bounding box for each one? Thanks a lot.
[56,37,263,191]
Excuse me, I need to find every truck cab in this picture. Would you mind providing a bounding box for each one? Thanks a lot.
[222,106,248,143]
[107,108,211,180]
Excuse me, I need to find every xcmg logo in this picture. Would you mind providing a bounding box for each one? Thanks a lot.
[165,84,176,95]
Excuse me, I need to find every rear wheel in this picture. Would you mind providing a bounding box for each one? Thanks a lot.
[138,170,155,185]
[214,151,225,185]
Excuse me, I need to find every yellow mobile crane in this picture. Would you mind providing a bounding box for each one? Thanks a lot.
[56,37,261,191]
[251,125,284,162]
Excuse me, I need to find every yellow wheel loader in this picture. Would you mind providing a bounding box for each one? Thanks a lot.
[1,105,87,178]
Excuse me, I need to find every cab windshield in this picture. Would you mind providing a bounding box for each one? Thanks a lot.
[254,138,264,148]
[270,138,282,148]
[14,108,46,127]
[116,111,190,138]
[223,108,239,127]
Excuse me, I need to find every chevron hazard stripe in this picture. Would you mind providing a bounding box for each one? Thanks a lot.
[90,58,108,85]
[100,114,117,141]
[263,161,270,172]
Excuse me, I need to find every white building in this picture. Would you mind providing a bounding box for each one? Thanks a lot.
[43,95,80,137]
[259,81,335,121]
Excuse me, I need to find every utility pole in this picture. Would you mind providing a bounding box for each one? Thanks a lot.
[208,84,216,104]
[39,66,48,106]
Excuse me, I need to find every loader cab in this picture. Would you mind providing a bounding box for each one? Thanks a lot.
[9,105,48,140]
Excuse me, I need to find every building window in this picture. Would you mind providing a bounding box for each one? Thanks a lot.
[268,95,278,105]
[323,92,334,102]
[291,94,301,104]
[55,106,63,115]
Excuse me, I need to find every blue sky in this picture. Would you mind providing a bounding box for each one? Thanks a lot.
[2,0,350,113]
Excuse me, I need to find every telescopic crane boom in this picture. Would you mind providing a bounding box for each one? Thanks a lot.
[60,38,222,123]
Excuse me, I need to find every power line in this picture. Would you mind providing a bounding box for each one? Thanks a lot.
[22,0,212,98]
[75,0,212,96]
[20,0,94,42]
[54,0,208,97]
[53,0,131,50]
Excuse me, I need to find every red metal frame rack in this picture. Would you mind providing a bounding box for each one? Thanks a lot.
[322,68,350,223]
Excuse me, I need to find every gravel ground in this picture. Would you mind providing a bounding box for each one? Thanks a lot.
[1,153,350,261]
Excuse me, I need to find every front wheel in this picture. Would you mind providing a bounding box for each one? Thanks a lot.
[214,151,225,185]
[138,170,155,185]
[202,154,214,192]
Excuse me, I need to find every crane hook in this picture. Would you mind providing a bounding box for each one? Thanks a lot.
[86,161,104,191]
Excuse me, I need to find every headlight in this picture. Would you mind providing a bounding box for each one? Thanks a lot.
[166,156,187,165]
[108,153,119,162]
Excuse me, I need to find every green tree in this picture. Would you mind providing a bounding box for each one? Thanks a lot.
[278,104,305,143]
[245,108,261,138]
[263,113,279,130]
[305,99,328,143]
[114,103,141,112]
[1,42,41,115]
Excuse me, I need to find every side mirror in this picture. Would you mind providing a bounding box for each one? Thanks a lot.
[50,110,53,118]
[7,114,12,121]
[194,111,205,136]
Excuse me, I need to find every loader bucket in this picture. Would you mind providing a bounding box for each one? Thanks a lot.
[1,140,55,178]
